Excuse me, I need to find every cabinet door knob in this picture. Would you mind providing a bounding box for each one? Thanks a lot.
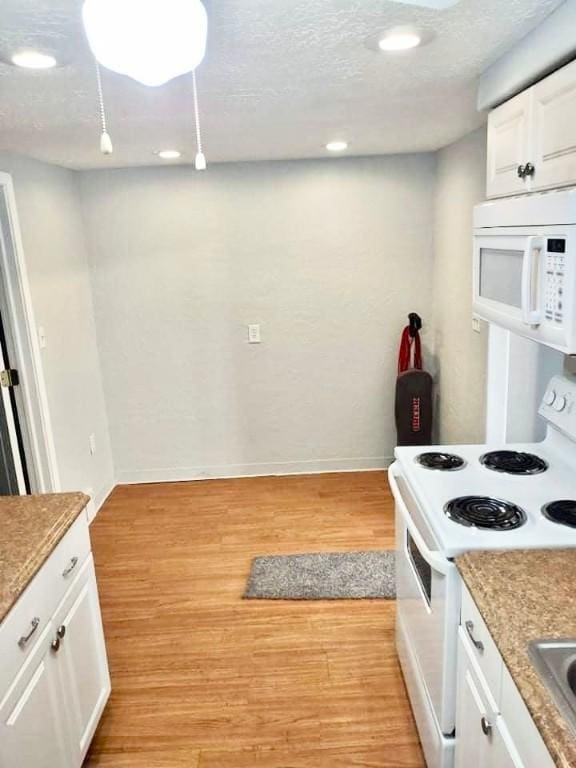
[517,164,526,178]
[481,716,492,736]
[51,637,61,653]
[465,620,485,652]
[57,624,66,640]
[524,162,535,177]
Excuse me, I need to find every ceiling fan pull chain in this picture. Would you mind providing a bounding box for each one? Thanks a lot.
[95,62,113,155]
[192,70,206,170]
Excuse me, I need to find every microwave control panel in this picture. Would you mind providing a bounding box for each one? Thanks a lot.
[544,238,566,324]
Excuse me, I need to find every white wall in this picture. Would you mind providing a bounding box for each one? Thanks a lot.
[478,0,576,110]
[0,152,114,509]
[432,127,488,444]
[80,155,436,482]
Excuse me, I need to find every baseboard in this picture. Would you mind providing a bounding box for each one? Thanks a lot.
[116,456,394,485]
[87,478,116,523]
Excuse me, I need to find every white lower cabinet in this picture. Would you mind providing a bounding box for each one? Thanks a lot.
[0,624,70,768]
[54,556,111,765]
[456,585,555,768]
[0,515,110,768]
[455,630,522,768]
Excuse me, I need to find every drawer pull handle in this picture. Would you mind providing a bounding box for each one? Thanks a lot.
[51,636,61,653]
[465,620,485,652]
[481,716,492,736]
[62,556,79,578]
[57,624,66,640]
[18,617,40,649]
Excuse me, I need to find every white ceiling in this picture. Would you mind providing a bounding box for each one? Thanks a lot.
[0,0,565,170]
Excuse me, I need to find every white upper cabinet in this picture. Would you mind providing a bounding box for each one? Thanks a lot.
[487,90,532,198]
[487,58,576,198]
[531,59,576,192]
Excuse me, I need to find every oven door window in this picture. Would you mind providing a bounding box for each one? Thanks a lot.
[407,530,432,606]
[479,247,523,308]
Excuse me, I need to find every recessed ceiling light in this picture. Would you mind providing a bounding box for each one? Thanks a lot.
[378,30,422,51]
[156,149,182,160]
[11,50,57,69]
[326,141,348,152]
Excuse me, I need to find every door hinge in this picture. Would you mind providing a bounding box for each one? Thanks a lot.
[0,369,19,388]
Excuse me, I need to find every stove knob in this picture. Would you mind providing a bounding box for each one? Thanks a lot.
[544,389,557,406]
[553,395,567,412]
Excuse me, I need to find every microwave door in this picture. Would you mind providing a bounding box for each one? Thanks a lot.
[473,235,544,329]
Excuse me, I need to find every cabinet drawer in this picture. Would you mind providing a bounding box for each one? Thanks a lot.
[0,512,91,694]
[460,584,502,710]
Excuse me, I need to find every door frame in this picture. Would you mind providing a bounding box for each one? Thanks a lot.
[0,172,60,493]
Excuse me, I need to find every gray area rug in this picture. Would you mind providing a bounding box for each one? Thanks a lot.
[244,551,395,600]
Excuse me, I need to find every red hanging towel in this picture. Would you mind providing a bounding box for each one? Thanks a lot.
[397,325,422,373]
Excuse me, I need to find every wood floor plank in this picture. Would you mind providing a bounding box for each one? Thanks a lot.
[84,472,424,767]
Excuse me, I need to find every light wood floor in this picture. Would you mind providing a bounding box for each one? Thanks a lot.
[84,472,424,767]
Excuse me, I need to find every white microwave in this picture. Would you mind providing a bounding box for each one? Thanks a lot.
[473,189,576,353]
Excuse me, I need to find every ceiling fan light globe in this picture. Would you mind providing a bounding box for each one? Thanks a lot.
[82,0,208,87]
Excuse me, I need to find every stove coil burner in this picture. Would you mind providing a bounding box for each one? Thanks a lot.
[480,450,548,475]
[542,500,576,529]
[444,496,527,531]
[416,452,465,471]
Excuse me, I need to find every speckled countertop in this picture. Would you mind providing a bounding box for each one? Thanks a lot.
[457,549,576,768]
[0,492,89,624]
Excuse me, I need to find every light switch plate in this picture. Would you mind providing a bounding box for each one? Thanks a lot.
[248,324,261,344]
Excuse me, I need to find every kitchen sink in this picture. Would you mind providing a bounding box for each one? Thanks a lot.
[529,639,576,734]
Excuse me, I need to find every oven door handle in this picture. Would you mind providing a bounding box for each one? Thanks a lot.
[521,236,545,327]
[388,463,451,577]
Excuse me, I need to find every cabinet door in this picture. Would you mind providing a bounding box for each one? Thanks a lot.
[0,624,72,768]
[487,90,532,198]
[491,717,525,768]
[531,59,576,192]
[455,652,492,768]
[456,632,524,768]
[54,555,111,764]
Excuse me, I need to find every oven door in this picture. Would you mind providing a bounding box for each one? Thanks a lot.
[389,463,460,736]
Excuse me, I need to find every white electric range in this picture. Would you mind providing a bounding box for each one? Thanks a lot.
[388,374,576,768]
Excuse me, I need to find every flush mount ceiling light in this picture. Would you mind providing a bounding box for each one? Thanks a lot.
[156,149,182,160]
[326,141,348,152]
[386,0,461,7]
[82,0,208,87]
[11,50,57,69]
[378,30,422,51]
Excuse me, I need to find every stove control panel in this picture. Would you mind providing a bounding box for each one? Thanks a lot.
[539,374,576,437]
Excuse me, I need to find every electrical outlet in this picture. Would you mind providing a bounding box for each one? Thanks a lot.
[472,317,482,334]
[248,324,261,344]
[89,433,97,455]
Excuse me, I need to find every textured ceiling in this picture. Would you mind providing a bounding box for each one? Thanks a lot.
[0,0,565,170]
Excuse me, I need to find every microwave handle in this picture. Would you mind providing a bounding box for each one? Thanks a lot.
[521,236,545,326]
[388,463,451,576]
